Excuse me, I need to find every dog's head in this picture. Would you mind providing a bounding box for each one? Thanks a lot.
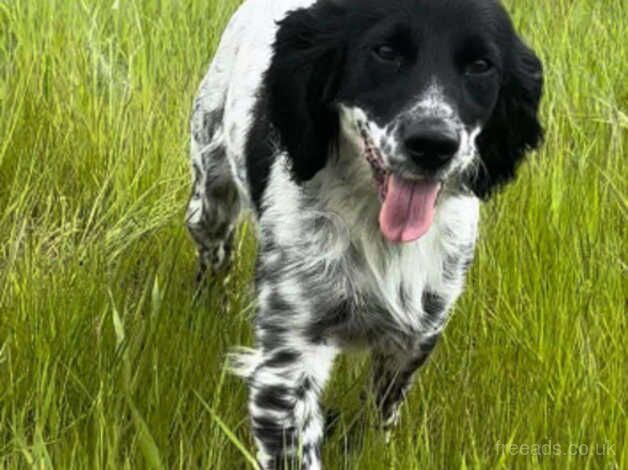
[267,0,543,242]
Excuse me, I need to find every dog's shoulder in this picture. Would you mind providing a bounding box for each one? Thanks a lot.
[193,0,320,209]
[195,0,320,135]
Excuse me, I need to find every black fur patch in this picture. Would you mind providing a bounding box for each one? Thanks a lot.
[306,299,352,343]
[268,290,292,314]
[257,323,291,352]
[296,377,312,400]
[245,95,276,213]
[471,34,544,198]
[251,416,298,454]
[255,384,294,412]
[265,3,344,184]
[264,349,302,368]
[422,290,446,318]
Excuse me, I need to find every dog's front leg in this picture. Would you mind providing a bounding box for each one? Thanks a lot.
[371,332,441,437]
[249,328,337,469]
[247,254,339,470]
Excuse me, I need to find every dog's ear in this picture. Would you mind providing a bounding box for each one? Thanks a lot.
[471,34,544,199]
[266,3,345,182]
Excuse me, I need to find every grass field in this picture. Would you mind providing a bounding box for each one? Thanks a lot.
[0,0,626,468]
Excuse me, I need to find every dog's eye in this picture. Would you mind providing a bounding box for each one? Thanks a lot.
[465,59,493,75]
[373,44,400,62]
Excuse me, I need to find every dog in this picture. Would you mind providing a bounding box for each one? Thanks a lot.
[186,0,543,468]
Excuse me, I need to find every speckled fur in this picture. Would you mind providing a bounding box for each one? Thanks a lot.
[186,1,542,468]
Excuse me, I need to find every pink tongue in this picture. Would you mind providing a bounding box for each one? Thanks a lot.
[379,175,441,243]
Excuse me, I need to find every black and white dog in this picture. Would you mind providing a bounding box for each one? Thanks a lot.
[187,0,543,468]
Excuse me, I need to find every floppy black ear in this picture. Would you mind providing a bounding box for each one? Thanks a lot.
[265,3,345,182]
[472,35,544,199]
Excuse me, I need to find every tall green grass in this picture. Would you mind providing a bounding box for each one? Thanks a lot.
[0,0,625,468]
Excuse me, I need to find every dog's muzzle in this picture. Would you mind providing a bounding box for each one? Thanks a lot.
[358,123,443,244]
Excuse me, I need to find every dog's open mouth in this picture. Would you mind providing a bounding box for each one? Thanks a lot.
[363,133,441,243]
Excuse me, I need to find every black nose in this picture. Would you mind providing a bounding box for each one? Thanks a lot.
[403,122,460,170]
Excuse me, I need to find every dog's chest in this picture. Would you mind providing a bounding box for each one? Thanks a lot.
[338,212,468,339]
[314,168,478,319]
[260,158,480,344]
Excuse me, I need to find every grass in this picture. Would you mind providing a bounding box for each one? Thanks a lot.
[0,0,625,468]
